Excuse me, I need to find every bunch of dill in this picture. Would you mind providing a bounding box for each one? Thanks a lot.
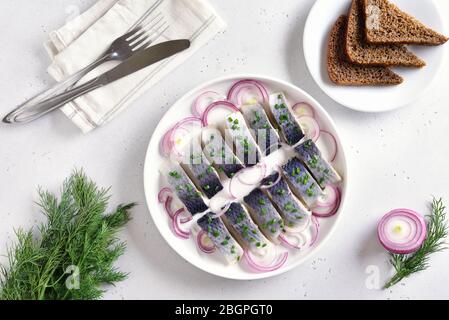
[0,170,135,300]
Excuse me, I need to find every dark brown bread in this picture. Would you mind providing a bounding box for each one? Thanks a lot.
[346,0,425,67]
[363,0,448,45]
[327,15,403,86]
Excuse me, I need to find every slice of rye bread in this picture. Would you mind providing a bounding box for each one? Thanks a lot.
[363,0,448,45]
[346,0,425,67]
[327,15,403,86]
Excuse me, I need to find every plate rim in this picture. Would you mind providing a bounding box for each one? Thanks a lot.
[303,0,447,113]
[143,73,349,280]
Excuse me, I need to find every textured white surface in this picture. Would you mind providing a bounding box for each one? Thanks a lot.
[0,0,449,300]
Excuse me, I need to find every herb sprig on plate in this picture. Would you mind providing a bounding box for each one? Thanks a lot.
[0,170,135,300]
[384,197,448,289]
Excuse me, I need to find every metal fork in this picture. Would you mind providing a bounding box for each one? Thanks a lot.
[3,2,169,124]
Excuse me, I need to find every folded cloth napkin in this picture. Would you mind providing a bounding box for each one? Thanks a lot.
[44,0,226,133]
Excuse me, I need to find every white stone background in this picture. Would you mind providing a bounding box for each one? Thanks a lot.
[1,0,449,299]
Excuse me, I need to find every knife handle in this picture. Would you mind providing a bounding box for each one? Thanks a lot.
[4,77,103,124]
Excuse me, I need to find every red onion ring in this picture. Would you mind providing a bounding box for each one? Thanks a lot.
[160,116,202,156]
[158,187,172,203]
[192,91,225,117]
[172,208,191,239]
[201,101,239,127]
[180,214,193,224]
[263,142,292,157]
[297,116,320,142]
[309,216,320,247]
[312,187,341,218]
[160,129,175,156]
[283,216,312,234]
[279,233,307,250]
[292,102,315,118]
[244,249,288,273]
[209,202,232,219]
[164,196,176,219]
[236,163,267,186]
[227,79,269,106]
[317,130,338,162]
[378,209,427,254]
[314,185,339,209]
[197,230,216,254]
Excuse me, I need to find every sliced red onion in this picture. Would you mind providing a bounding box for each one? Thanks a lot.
[293,102,315,118]
[160,129,175,156]
[315,185,339,208]
[172,208,191,239]
[279,233,308,250]
[236,163,267,186]
[316,130,338,162]
[227,177,241,200]
[297,116,320,142]
[244,248,288,273]
[378,209,427,254]
[180,213,193,224]
[209,202,232,219]
[227,79,269,106]
[158,187,172,203]
[197,230,216,254]
[192,91,225,117]
[283,216,312,234]
[312,187,341,218]
[164,196,175,219]
[160,117,202,156]
[309,216,320,247]
[201,101,240,127]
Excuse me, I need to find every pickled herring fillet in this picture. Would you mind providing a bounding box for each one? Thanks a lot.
[183,146,224,199]
[202,128,244,178]
[223,112,261,167]
[269,92,305,146]
[261,173,311,228]
[282,157,324,208]
[223,202,271,255]
[243,189,284,243]
[165,162,208,215]
[241,103,280,156]
[197,213,243,264]
[295,139,341,189]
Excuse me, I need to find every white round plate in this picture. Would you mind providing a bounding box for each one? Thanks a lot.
[144,74,348,280]
[303,0,447,112]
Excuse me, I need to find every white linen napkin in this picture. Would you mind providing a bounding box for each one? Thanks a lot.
[44,0,226,133]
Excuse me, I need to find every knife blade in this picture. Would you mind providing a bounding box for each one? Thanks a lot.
[3,39,191,124]
[99,39,190,84]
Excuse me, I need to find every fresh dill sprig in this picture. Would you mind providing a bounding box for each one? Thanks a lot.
[0,170,135,300]
[384,197,448,289]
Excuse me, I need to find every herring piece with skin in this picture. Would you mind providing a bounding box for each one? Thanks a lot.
[197,213,244,264]
[165,162,208,215]
[223,112,261,167]
[261,173,311,228]
[268,92,305,146]
[243,189,284,243]
[241,103,280,156]
[222,202,271,255]
[295,139,341,189]
[202,129,244,178]
[182,144,224,199]
[282,157,324,208]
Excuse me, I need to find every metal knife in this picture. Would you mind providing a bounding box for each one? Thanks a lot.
[3,39,191,124]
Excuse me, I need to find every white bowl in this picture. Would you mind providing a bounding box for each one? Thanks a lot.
[303,0,447,112]
[143,74,349,280]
